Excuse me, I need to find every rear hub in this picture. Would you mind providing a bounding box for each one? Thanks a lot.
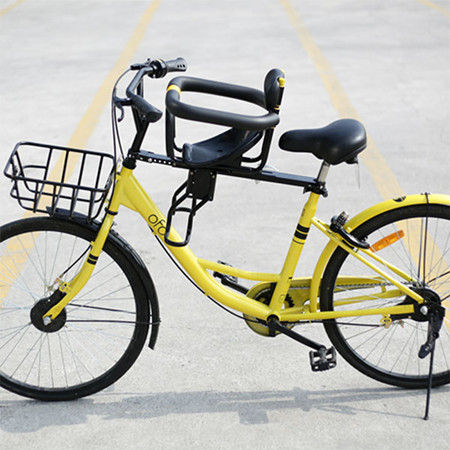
[391,286,441,322]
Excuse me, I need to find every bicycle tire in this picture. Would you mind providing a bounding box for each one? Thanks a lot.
[0,217,152,400]
[320,203,450,388]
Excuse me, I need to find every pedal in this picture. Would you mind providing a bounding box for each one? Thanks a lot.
[309,346,337,372]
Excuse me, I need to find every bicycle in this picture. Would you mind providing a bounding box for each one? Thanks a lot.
[0,58,448,419]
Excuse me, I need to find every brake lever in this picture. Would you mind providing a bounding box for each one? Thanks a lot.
[130,58,153,71]
[112,89,132,122]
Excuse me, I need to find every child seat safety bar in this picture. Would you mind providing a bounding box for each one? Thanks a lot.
[165,77,280,130]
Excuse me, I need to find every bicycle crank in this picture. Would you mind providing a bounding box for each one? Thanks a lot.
[243,285,295,337]
[268,318,337,371]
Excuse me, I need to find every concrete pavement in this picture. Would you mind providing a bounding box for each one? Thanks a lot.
[0,0,449,448]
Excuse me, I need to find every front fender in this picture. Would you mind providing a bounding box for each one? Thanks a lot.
[309,193,450,311]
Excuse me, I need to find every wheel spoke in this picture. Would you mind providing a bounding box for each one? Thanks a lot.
[321,204,450,388]
[0,218,151,400]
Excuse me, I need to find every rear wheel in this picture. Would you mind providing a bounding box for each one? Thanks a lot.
[320,204,450,388]
[0,217,151,400]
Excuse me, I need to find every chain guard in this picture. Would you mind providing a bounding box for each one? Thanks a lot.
[244,286,295,336]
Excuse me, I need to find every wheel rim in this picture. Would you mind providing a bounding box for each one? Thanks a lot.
[0,220,146,397]
[322,206,450,386]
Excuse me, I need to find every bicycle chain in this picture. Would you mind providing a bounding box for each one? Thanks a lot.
[288,281,409,291]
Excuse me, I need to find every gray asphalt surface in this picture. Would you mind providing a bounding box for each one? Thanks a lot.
[0,0,449,448]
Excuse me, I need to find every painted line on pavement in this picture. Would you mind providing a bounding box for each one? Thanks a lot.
[0,0,26,17]
[279,0,449,324]
[0,0,162,304]
[418,0,450,18]
[279,0,404,200]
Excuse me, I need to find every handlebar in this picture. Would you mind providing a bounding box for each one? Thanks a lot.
[165,76,280,130]
[119,57,187,123]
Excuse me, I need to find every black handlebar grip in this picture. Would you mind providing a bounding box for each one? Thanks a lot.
[128,93,163,123]
[165,57,187,73]
[150,58,187,79]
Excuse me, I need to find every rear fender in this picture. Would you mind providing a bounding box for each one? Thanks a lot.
[309,194,450,311]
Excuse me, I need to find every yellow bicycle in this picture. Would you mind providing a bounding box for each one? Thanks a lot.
[1,59,449,413]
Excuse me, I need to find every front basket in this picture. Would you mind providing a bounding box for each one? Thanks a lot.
[4,142,116,220]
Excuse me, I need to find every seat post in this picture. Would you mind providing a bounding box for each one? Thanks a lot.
[317,161,330,183]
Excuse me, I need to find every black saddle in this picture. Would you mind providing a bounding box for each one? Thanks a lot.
[279,118,367,165]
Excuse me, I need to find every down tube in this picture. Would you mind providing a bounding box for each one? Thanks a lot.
[120,172,273,320]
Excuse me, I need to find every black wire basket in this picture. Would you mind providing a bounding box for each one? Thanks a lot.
[4,142,116,220]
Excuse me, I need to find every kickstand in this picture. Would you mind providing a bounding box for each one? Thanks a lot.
[423,341,435,421]
[418,302,445,421]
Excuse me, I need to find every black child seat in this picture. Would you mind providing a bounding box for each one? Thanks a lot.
[182,128,262,168]
[162,69,367,247]
[165,68,285,170]
[163,70,285,247]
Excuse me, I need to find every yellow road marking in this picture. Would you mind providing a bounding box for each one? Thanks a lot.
[418,0,450,18]
[66,0,161,150]
[0,0,26,16]
[279,0,449,325]
[14,0,161,206]
[53,0,162,179]
[279,0,404,200]
[0,232,34,307]
[0,0,161,304]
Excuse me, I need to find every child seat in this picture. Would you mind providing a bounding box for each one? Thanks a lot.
[163,69,285,246]
[165,69,285,171]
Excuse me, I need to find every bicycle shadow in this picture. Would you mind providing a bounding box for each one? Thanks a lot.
[1,384,447,433]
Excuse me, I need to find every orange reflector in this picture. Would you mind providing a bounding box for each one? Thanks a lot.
[370,230,405,252]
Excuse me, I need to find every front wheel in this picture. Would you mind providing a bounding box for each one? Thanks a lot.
[0,217,153,400]
[320,204,450,388]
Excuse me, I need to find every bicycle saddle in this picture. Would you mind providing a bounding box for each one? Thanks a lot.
[165,69,285,169]
[279,119,367,165]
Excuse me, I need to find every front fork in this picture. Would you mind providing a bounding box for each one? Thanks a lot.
[42,211,116,323]
[42,169,127,324]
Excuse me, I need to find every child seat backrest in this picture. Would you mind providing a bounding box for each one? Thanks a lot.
[264,68,285,112]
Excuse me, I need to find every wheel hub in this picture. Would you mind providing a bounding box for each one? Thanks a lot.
[30,292,66,333]
[392,286,441,322]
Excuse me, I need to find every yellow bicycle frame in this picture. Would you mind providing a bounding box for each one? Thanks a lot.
[43,163,450,325]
